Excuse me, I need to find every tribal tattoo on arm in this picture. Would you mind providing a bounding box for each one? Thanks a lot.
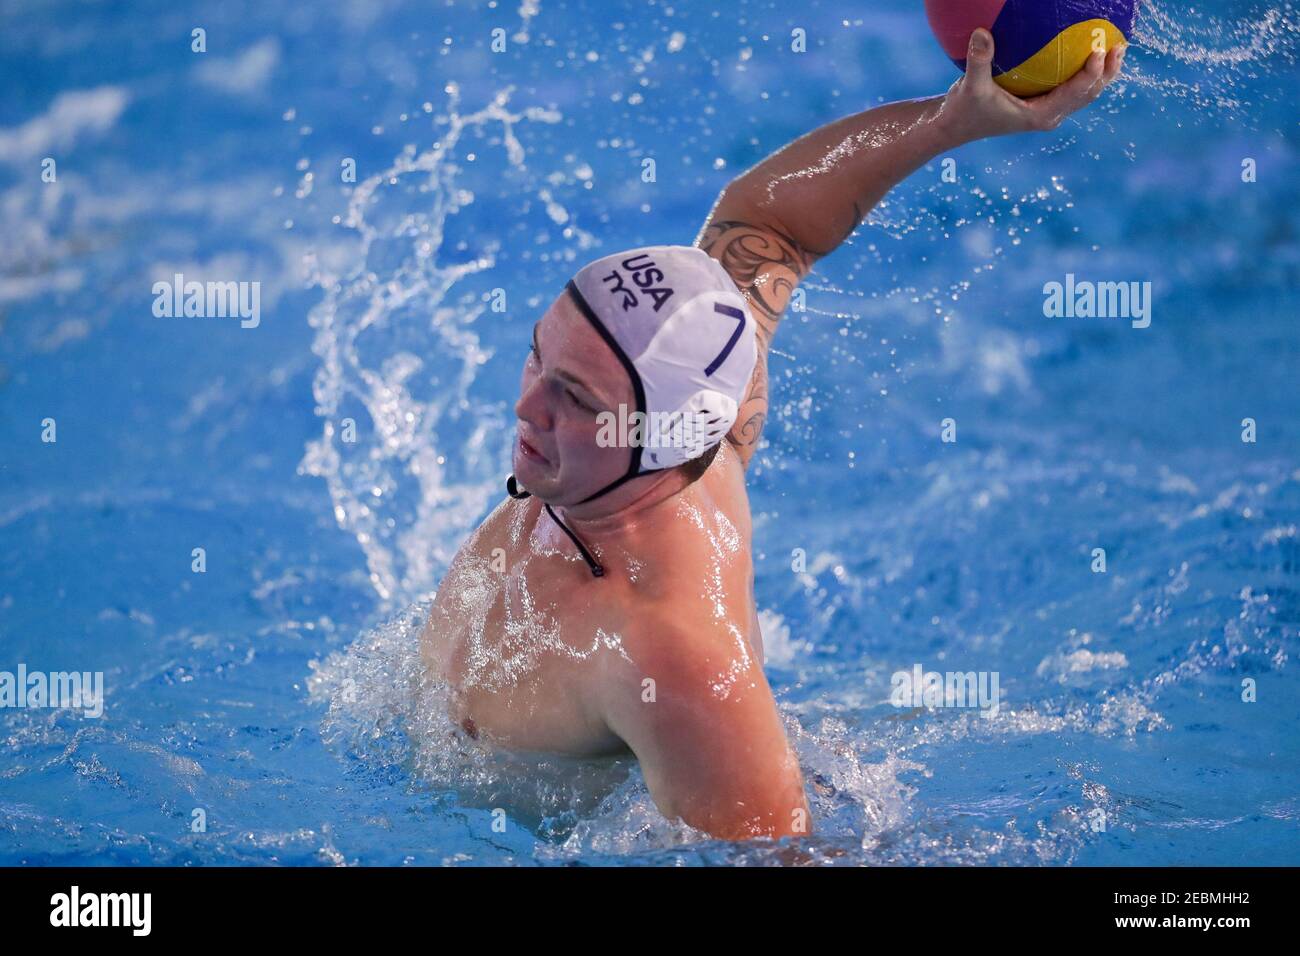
[695,218,819,469]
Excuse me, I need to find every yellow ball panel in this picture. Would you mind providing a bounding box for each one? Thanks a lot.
[995,19,1127,97]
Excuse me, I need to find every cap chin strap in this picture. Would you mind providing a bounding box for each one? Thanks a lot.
[500,278,656,578]
[564,276,650,504]
[505,473,607,578]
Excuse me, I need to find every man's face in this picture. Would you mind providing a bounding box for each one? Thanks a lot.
[512,291,635,506]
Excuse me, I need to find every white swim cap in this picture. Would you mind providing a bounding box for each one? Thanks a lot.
[504,244,756,575]
[565,244,757,501]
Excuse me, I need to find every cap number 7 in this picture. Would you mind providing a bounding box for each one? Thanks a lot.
[704,303,746,377]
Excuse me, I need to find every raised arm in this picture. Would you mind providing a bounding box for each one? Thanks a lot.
[696,30,1126,468]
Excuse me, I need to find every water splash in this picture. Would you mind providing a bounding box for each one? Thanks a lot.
[1136,0,1299,69]
[1123,1,1300,112]
[305,601,933,857]
[307,601,637,834]
[298,86,591,607]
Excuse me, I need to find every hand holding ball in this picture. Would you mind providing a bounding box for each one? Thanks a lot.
[926,0,1138,96]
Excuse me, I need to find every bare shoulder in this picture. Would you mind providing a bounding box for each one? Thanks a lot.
[596,460,761,713]
[611,447,753,605]
[592,597,808,839]
[596,595,767,730]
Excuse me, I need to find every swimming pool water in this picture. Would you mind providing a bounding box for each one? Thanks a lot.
[1,0,1298,865]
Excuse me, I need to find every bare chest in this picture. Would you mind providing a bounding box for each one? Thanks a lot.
[420,508,631,755]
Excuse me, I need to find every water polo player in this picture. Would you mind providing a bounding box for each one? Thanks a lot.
[419,29,1128,840]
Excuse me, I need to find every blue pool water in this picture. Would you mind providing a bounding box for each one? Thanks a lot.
[1,0,1298,865]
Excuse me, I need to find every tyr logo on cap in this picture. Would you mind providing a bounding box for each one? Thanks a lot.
[598,252,676,313]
